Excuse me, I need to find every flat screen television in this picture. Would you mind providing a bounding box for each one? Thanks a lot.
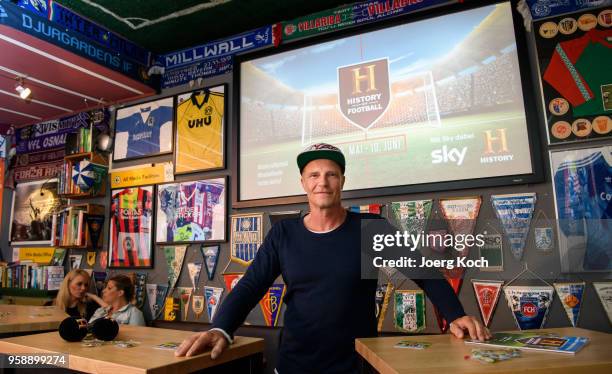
[235,0,543,206]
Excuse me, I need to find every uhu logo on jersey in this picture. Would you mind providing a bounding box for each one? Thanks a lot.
[338,58,390,130]
[188,107,213,128]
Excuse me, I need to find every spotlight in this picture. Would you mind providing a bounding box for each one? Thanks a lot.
[15,79,31,100]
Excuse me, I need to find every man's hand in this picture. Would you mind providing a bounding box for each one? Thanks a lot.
[175,330,229,358]
[449,316,491,341]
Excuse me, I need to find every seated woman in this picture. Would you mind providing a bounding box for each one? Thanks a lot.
[89,274,145,326]
[55,269,100,320]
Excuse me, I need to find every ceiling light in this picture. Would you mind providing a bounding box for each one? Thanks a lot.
[15,85,31,100]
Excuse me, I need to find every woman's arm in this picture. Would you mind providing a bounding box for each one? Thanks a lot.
[86,293,108,308]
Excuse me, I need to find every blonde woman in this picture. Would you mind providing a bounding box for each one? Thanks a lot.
[55,269,103,320]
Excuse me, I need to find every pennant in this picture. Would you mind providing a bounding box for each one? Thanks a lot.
[434,276,463,332]
[394,290,425,333]
[69,254,82,270]
[201,245,220,280]
[491,193,537,261]
[187,262,203,290]
[178,287,193,320]
[154,284,169,320]
[230,213,264,266]
[86,215,104,250]
[375,283,393,332]
[534,227,554,252]
[504,286,554,330]
[192,295,205,319]
[50,248,67,266]
[268,210,301,226]
[349,204,383,214]
[93,271,107,296]
[164,296,179,321]
[390,200,432,237]
[146,284,157,318]
[99,250,108,269]
[204,286,224,322]
[163,245,187,289]
[86,252,96,267]
[223,273,244,292]
[259,284,286,327]
[133,273,147,309]
[83,269,93,277]
[439,197,481,257]
[554,282,585,327]
[478,234,504,272]
[471,280,504,327]
[593,282,612,325]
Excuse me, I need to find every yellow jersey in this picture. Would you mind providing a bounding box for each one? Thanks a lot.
[175,90,224,172]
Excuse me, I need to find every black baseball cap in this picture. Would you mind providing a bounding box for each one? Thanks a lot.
[297,143,346,174]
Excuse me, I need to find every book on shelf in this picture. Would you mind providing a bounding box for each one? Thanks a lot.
[65,127,92,155]
[0,262,65,291]
[52,206,88,247]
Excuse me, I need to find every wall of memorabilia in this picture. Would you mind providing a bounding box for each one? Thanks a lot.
[1,0,610,338]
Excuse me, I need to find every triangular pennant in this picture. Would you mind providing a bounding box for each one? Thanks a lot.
[394,290,425,333]
[504,286,554,330]
[86,215,104,250]
[83,269,93,277]
[133,273,147,309]
[204,286,224,322]
[439,197,481,258]
[491,193,537,261]
[471,280,504,327]
[146,284,157,317]
[434,276,463,332]
[164,245,187,289]
[230,213,264,266]
[223,273,244,292]
[375,283,394,332]
[593,282,612,325]
[69,254,83,270]
[201,245,219,281]
[93,271,107,296]
[154,284,169,320]
[259,284,286,327]
[268,210,301,226]
[99,250,108,269]
[178,287,193,320]
[390,200,432,236]
[554,282,585,327]
[192,294,205,320]
[86,252,96,267]
[187,262,203,290]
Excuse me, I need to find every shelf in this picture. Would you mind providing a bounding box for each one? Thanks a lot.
[59,191,105,199]
[64,152,108,165]
[56,245,87,249]
[0,288,58,298]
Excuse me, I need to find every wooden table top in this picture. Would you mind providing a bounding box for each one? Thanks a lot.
[0,304,67,333]
[0,324,264,374]
[356,327,612,374]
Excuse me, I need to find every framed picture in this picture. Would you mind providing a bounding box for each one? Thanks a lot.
[113,97,174,161]
[156,177,226,243]
[175,84,226,174]
[534,8,612,144]
[108,186,154,268]
[9,179,61,245]
[550,145,611,272]
[230,212,264,266]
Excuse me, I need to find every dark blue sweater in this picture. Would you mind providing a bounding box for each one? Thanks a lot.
[212,212,465,373]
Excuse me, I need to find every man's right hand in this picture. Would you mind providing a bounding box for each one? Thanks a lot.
[174,330,229,358]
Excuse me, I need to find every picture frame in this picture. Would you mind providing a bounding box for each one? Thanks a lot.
[9,179,61,245]
[112,96,174,162]
[108,185,154,269]
[549,145,611,272]
[155,177,227,244]
[174,84,227,174]
[230,212,264,266]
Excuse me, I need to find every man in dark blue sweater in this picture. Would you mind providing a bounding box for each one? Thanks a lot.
[176,143,490,373]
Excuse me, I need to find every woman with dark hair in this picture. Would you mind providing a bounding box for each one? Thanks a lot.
[89,274,145,326]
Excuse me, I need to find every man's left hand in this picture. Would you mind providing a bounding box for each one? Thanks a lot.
[449,316,491,341]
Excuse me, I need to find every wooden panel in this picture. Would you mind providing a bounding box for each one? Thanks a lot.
[0,305,67,333]
[355,328,612,374]
[0,325,264,374]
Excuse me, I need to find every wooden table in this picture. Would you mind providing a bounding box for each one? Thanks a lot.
[0,324,264,374]
[356,327,612,374]
[0,304,67,335]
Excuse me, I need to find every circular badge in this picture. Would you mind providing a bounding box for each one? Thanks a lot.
[551,121,572,139]
[548,98,570,116]
[598,9,612,27]
[572,118,592,137]
[578,14,598,31]
[284,23,296,36]
[539,22,558,38]
[558,18,578,34]
[592,116,612,134]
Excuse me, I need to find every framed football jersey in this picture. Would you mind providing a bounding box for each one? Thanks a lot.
[155,178,226,243]
[108,186,154,268]
[113,97,174,161]
[174,85,226,174]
